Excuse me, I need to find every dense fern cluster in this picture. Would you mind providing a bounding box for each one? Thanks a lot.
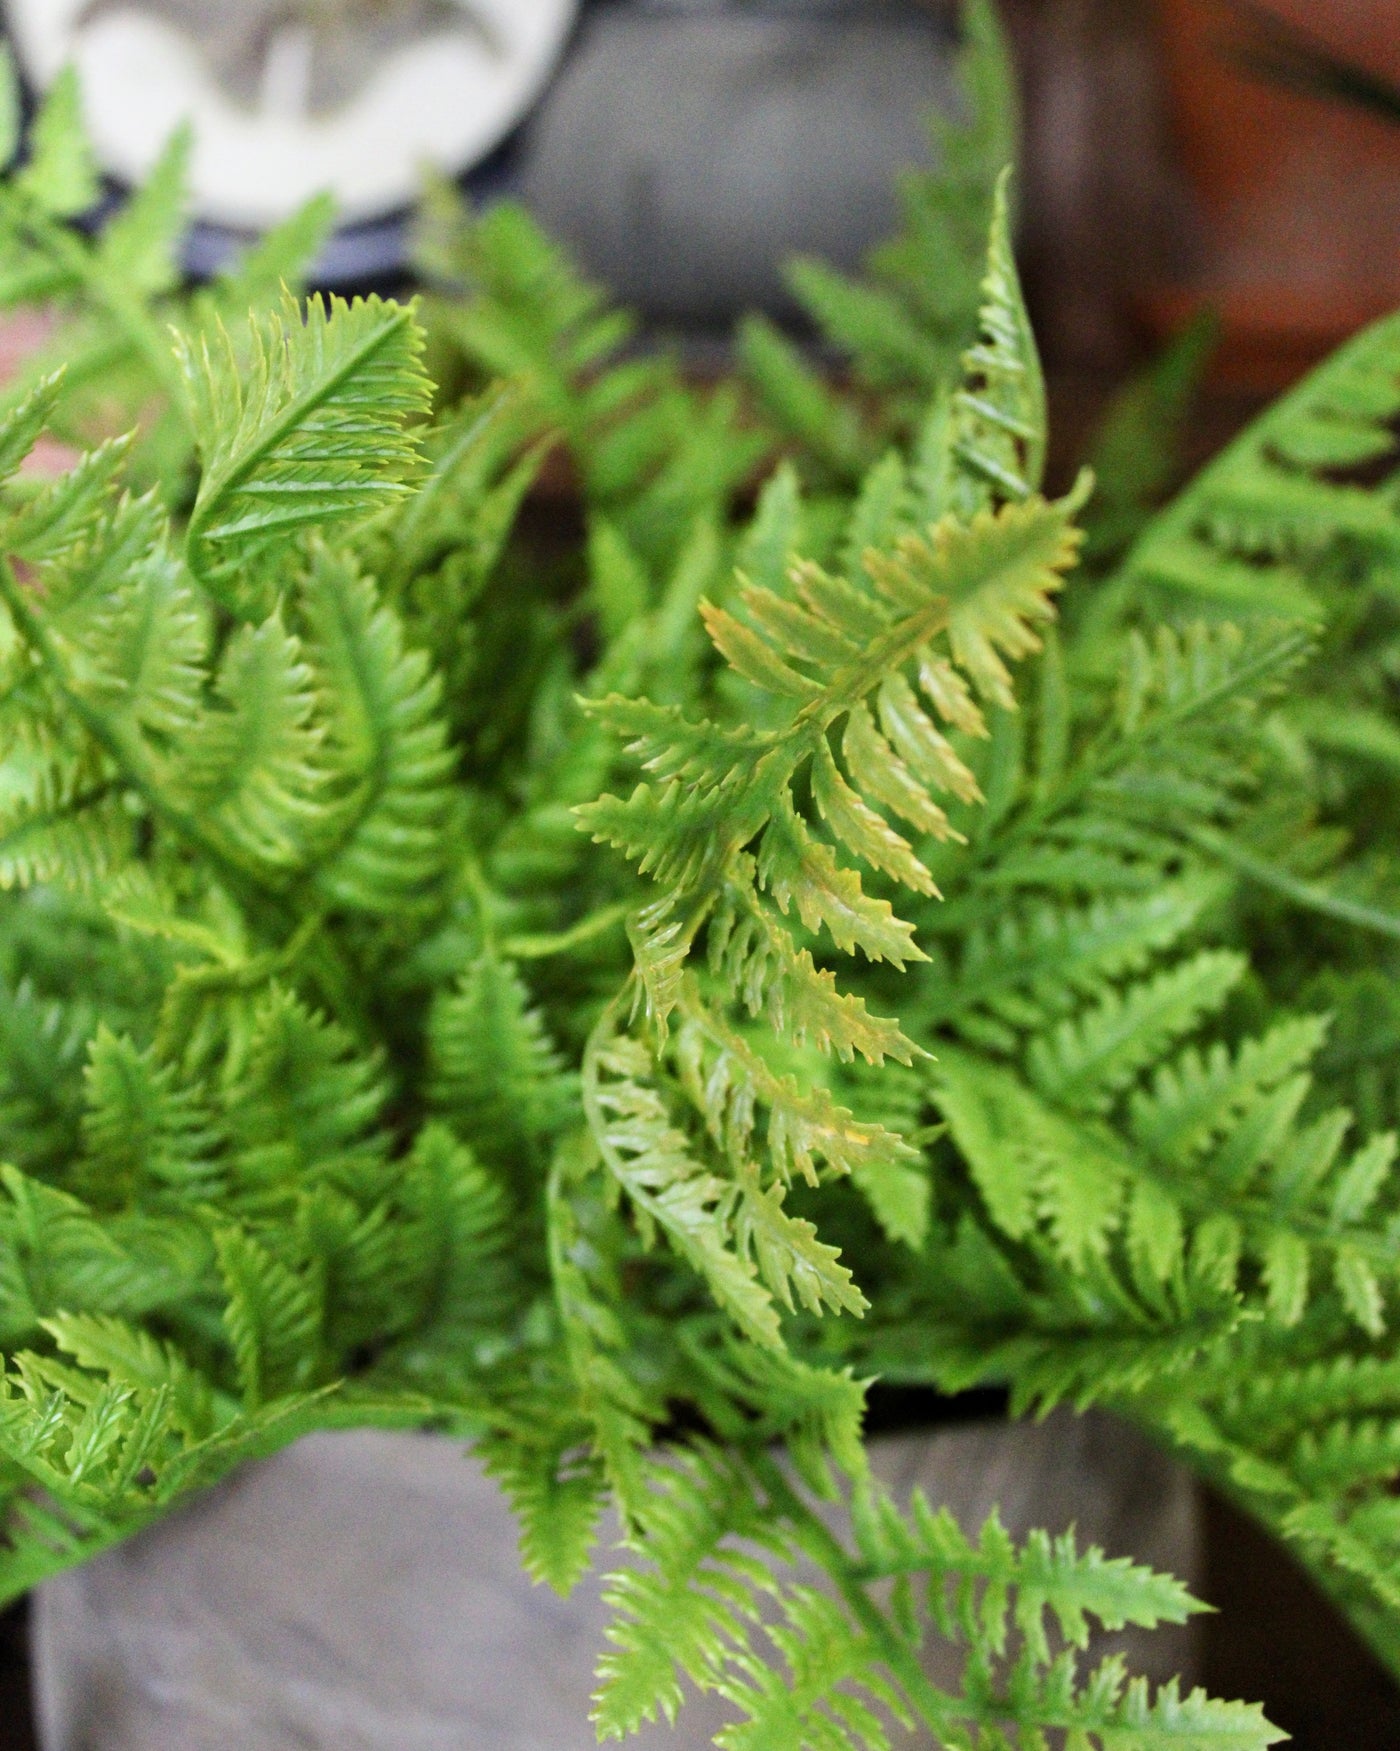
[1,5,1399,1744]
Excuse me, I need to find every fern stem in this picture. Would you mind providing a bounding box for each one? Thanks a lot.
[1188,824,1400,944]
[501,903,630,961]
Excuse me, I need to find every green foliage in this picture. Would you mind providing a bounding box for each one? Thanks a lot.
[2,8,1400,1743]
[178,295,432,613]
[592,1447,1281,1751]
[1121,310,1400,621]
[768,0,1019,436]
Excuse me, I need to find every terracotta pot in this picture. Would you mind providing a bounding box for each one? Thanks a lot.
[1151,0,1400,387]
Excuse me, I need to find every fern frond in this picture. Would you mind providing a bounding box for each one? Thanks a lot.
[598,1448,1279,1751]
[593,1444,788,1738]
[296,542,454,913]
[40,1311,218,1440]
[851,1490,1197,1654]
[415,187,761,571]
[687,1336,871,1498]
[428,951,576,1172]
[1130,1014,1331,1163]
[95,127,190,299]
[391,1122,515,1360]
[937,170,1048,517]
[934,1050,1130,1267]
[579,225,1081,1348]
[214,1224,321,1407]
[781,0,1017,422]
[1123,310,1400,618]
[178,292,431,611]
[0,977,90,1177]
[673,991,913,1193]
[200,195,337,322]
[544,1139,662,1521]
[2,435,135,564]
[38,492,206,742]
[0,369,64,483]
[921,880,1217,1041]
[936,969,1400,1342]
[0,739,129,895]
[14,69,98,220]
[737,315,872,483]
[224,988,389,1207]
[943,619,1312,916]
[0,1165,210,1336]
[79,1026,222,1208]
[166,613,324,873]
[476,1408,605,1597]
[1027,951,1247,1115]
[583,1016,864,1350]
[583,491,1081,1013]
[712,1585,912,1751]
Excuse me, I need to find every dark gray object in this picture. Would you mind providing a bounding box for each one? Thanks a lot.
[518,5,963,321]
[33,1413,1200,1751]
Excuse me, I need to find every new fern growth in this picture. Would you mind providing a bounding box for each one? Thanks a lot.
[2,9,1400,1744]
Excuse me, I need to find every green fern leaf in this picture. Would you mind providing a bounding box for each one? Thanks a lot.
[97,127,190,298]
[714,1586,909,1751]
[178,292,431,609]
[1130,1014,1330,1164]
[297,542,454,913]
[79,1026,221,1208]
[218,989,389,1218]
[15,69,99,219]
[1123,310,1400,618]
[214,1225,321,1407]
[429,951,575,1171]
[476,1413,605,1597]
[593,1444,784,1738]
[925,882,1217,1037]
[0,368,63,482]
[941,169,1048,516]
[1028,952,1247,1115]
[203,194,337,319]
[167,614,323,873]
[41,1311,217,1440]
[392,1123,513,1358]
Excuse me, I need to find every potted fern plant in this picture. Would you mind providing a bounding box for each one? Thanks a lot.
[3,3,1400,1745]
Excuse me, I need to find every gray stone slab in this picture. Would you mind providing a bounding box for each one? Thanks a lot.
[33,1411,1199,1750]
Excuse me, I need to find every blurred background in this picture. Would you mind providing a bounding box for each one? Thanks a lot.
[4,0,1400,416]
[0,0,1393,472]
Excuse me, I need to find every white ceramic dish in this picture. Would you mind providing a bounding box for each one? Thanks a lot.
[5,0,578,228]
